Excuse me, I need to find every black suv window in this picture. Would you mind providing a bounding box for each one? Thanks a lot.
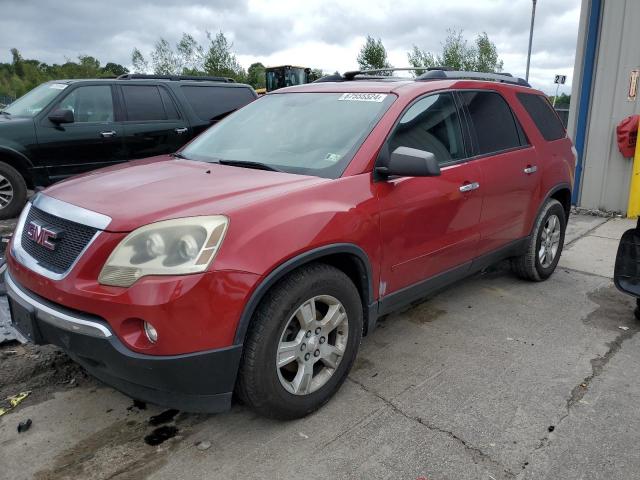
[389,93,465,165]
[459,91,523,155]
[517,92,565,141]
[181,86,255,122]
[122,85,173,121]
[56,85,114,123]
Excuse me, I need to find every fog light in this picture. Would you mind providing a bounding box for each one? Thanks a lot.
[143,322,158,343]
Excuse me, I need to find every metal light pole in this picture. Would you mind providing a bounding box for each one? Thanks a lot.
[525,0,538,82]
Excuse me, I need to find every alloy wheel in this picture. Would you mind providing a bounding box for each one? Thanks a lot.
[276,295,349,396]
[0,174,13,210]
[539,214,561,268]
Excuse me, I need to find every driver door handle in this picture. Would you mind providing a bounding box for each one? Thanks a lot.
[459,182,480,193]
[524,165,538,174]
[100,131,116,138]
[175,127,188,134]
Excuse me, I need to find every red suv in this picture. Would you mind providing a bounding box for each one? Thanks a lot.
[6,70,575,419]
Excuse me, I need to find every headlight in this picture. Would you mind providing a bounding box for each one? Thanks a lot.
[99,216,228,287]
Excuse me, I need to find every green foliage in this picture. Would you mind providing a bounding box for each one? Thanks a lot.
[203,31,246,81]
[550,93,571,108]
[309,68,324,82]
[246,62,266,89]
[131,48,148,74]
[407,46,438,75]
[357,36,392,73]
[131,31,247,82]
[474,33,503,73]
[150,38,180,75]
[408,30,504,75]
[0,48,128,99]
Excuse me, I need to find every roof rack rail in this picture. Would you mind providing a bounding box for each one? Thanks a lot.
[116,74,235,83]
[314,67,531,88]
[342,67,433,80]
[416,69,531,87]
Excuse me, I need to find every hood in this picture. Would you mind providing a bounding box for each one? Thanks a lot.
[43,156,328,232]
[0,114,32,125]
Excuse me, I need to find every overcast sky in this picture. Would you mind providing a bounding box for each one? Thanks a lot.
[0,0,581,95]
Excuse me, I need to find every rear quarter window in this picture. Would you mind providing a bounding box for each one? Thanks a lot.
[180,86,255,122]
[516,92,566,141]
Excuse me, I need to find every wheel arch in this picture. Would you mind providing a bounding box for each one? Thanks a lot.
[0,147,33,187]
[530,183,572,236]
[233,243,376,345]
[549,185,572,221]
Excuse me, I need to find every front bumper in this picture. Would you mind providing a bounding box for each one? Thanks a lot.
[6,271,242,413]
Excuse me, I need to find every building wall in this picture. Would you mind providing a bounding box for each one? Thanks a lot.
[569,0,640,213]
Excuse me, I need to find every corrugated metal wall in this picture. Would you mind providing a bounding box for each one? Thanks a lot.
[569,0,640,214]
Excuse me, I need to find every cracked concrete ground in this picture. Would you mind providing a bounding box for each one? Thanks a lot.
[0,214,639,480]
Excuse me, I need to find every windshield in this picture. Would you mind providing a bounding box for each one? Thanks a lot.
[3,82,67,117]
[181,92,394,178]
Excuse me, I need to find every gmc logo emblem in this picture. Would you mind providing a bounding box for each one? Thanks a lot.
[26,221,63,251]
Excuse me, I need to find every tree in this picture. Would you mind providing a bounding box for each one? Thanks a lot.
[150,38,180,75]
[131,48,149,74]
[10,48,24,77]
[357,36,392,73]
[246,62,265,89]
[407,46,437,75]
[550,93,571,108]
[1,49,133,98]
[308,68,324,82]
[102,62,129,77]
[474,32,503,73]
[203,31,246,82]
[408,30,504,75]
[177,33,205,74]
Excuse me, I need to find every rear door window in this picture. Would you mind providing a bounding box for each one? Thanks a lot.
[516,92,566,141]
[459,91,524,155]
[388,92,466,165]
[122,85,168,121]
[180,86,255,122]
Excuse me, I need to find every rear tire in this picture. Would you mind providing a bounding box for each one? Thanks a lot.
[236,263,363,419]
[0,161,27,220]
[511,198,566,281]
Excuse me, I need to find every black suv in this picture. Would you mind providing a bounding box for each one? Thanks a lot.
[0,75,257,218]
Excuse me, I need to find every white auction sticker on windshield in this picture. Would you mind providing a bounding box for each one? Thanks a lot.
[338,93,387,102]
[49,83,68,90]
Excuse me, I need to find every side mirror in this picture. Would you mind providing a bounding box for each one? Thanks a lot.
[376,146,441,178]
[48,109,74,124]
[614,223,640,298]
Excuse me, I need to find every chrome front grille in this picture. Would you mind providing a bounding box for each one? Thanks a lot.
[12,194,112,280]
[20,206,98,274]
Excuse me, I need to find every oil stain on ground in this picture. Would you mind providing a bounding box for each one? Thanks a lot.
[583,285,638,333]
[406,303,447,325]
[34,410,209,480]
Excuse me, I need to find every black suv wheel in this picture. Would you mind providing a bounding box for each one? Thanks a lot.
[0,161,27,220]
[237,263,363,419]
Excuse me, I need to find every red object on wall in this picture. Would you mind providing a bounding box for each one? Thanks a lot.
[616,115,639,158]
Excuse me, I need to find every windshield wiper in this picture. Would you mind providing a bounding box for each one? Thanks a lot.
[0,111,10,116]
[171,152,189,159]
[218,159,281,172]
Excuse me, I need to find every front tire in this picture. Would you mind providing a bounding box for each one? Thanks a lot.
[237,263,363,419]
[512,198,566,281]
[0,161,27,220]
